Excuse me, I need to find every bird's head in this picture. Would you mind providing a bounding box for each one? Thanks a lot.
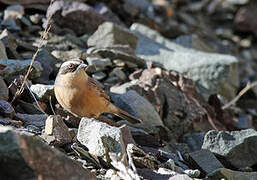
[58,59,88,75]
[55,59,88,86]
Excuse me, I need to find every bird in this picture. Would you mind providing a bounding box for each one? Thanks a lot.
[54,59,141,124]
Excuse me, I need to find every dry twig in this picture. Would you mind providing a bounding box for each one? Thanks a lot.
[222,81,257,110]
[11,0,54,103]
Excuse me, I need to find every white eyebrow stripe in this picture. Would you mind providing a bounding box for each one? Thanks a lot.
[61,60,82,68]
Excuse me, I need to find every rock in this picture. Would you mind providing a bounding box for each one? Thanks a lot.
[186,149,224,176]
[4,4,24,20]
[94,3,123,26]
[51,49,83,61]
[169,174,200,180]
[92,72,106,81]
[137,168,172,180]
[86,57,112,72]
[1,18,20,31]
[0,40,8,59]
[110,90,163,129]
[0,100,15,118]
[44,115,72,146]
[30,84,54,102]
[0,29,21,59]
[123,0,153,17]
[15,113,47,128]
[87,22,138,52]
[130,127,162,147]
[202,129,257,169]
[88,47,146,68]
[109,67,127,81]
[234,1,257,36]
[0,117,9,125]
[0,77,8,101]
[0,59,42,83]
[208,168,257,180]
[157,168,177,176]
[46,0,105,35]
[0,126,97,180]
[130,23,239,100]
[0,0,50,5]
[110,80,138,94]
[29,14,43,24]
[184,169,201,178]
[34,49,57,83]
[183,132,205,152]
[174,34,231,54]
[77,118,135,162]
[127,68,219,140]
[226,0,249,5]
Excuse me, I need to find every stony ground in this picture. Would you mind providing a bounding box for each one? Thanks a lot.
[1,0,257,180]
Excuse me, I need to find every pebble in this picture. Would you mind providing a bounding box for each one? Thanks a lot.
[92,72,107,81]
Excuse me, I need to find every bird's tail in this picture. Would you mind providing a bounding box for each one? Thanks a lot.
[108,104,142,124]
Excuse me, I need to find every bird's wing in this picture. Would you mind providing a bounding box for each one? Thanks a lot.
[87,77,110,101]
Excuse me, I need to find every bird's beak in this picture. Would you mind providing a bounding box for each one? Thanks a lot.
[77,63,88,71]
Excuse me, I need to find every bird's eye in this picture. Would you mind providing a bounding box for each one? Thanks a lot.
[68,64,75,69]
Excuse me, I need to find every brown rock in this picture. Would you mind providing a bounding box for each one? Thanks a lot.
[0,77,8,101]
[46,0,105,35]
[234,1,257,35]
[44,115,72,146]
[129,68,224,140]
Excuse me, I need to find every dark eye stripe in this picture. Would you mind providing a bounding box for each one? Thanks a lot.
[60,64,79,74]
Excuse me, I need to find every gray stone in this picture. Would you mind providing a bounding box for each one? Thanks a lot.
[226,0,249,5]
[4,4,24,20]
[202,129,257,169]
[183,132,205,152]
[123,0,153,18]
[30,84,54,102]
[130,23,239,100]
[169,174,200,180]
[0,100,15,118]
[110,80,138,94]
[35,49,57,83]
[92,72,106,81]
[86,57,112,72]
[0,29,21,59]
[174,34,231,54]
[137,168,173,180]
[87,22,138,52]
[208,168,257,180]
[94,3,123,26]
[109,67,127,81]
[0,77,8,101]
[0,126,97,180]
[15,113,47,128]
[184,169,201,178]
[0,59,42,82]
[77,118,135,162]
[187,149,224,176]
[51,49,83,61]
[44,115,72,146]
[110,90,163,129]
[0,117,9,125]
[0,40,7,59]
[1,18,20,31]
[87,47,146,68]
